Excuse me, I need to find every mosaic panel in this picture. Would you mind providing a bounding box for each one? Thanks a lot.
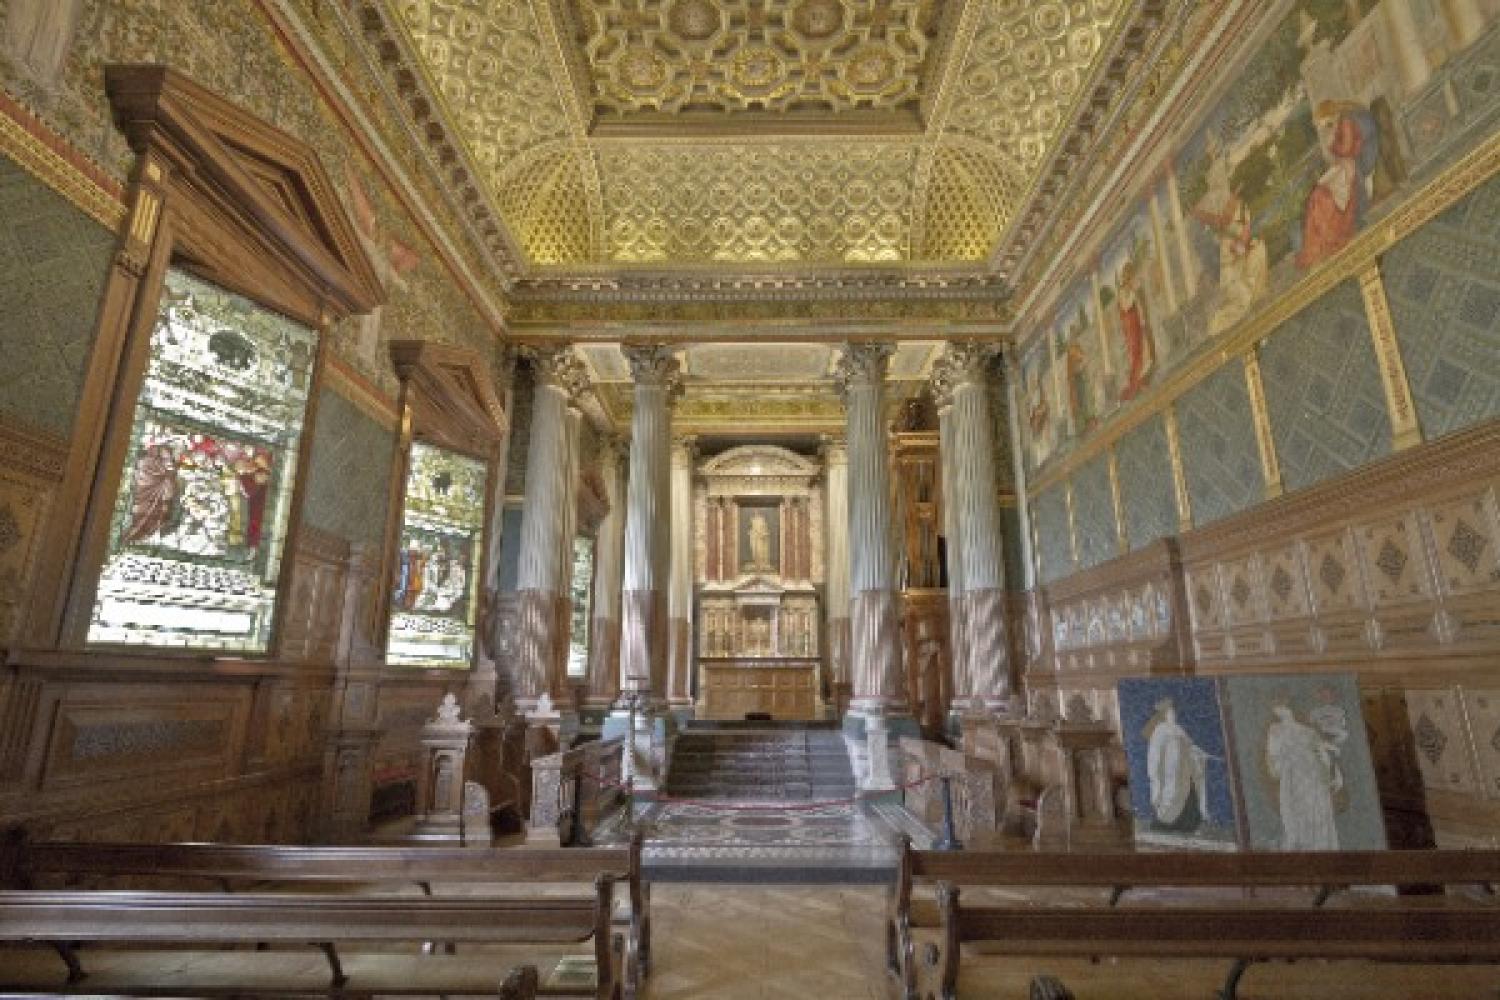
[388,441,487,668]
[1032,483,1074,585]
[88,269,318,652]
[1383,168,1500,439]
[1262,543,1310,621]
[301,387,393,548]
[0,154,114,436]
[1069,453,1116,571]
[1114,414,1177,551]
[1404,687,1481,797]
[1174,362,1264,527]
[1185,565,1223,634]
[1220,555,1263,628]
[1302,527,1367,615]
[1259,279,1391,494]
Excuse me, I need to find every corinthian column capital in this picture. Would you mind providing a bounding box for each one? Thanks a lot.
[834,341,894,400]
[524,346,591,398]
[622,344,681,388]
[935,341,999,390]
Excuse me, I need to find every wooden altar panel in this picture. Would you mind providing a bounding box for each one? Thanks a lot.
[701,659,818,721]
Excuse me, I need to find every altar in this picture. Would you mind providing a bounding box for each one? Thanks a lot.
[692,445,825,721]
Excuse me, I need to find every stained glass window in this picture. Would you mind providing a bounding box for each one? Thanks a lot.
[88,268,318,651]
[388,441,487,667]
[565,535,595,677]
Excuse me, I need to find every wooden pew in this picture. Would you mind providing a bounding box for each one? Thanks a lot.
[0,885,620,997]
[888,840,1500,1000]
[1,831,649,996]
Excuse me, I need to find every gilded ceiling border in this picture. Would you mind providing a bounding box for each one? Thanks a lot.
[1023,125,1500,498]
[0,89,126,230]
[262,0,513,329]
[528,0,607,256]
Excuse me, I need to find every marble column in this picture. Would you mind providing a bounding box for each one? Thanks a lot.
[937,344,1012,712]
[667,434,697,713]
[821,435,850,690]
[935,378,969,720]
[836,343,907,793]
[586,437,626,709]
[473,346,517,715]
[552,402,583,701]
[618,345,679,704]
[514,348,588,716]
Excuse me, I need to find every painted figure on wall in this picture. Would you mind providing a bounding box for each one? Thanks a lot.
[1145,697,1212,833]
[1265,695,1342,849]
[345,166,419,374]
[3,0,84,86]
[1193,135,1270,334]
[1116,261,1156,401]
[1296,100,1375,269]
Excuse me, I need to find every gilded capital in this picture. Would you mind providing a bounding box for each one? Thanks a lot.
[834,341,894,399]
[525,346,590,398]
[623,344,682,389]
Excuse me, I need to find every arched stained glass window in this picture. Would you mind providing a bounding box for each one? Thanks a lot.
[87,268,318,651]
[388,441,487,667]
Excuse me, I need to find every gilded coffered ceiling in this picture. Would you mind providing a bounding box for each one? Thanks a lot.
[387,0,1170,272]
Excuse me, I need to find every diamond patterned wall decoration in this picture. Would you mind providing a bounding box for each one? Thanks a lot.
[1033,483,1074,585]
[1114,414,1177,552]
[1383,172,1500,440]
[0,157,114,436]
[302,388,394,548]
[1070,453,1116,572]
[1259,279,1391,495]
[1174,362,1264,527]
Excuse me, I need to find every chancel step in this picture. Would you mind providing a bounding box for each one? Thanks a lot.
[665,728,856,800]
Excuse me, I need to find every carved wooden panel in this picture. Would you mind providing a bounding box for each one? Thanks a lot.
[0,419,65,642]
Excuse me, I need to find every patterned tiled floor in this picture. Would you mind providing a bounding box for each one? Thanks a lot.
[594,798,931,883]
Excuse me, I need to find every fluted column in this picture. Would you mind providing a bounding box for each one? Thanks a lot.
[473,347,517,714]
[935,379,969,718]
[514,348,588,715]
[619,345,679,704]
[821,435,851,690]
[586,437,626,708]
[667,434,697,711]
[937,344,1012,711]
[837,343,906,721]
[552,402,584,701]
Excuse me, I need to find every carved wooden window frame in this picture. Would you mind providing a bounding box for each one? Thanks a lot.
[382,341,508,672]
[22,65,383,657]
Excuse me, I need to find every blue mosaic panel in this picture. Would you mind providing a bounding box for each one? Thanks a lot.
[1175,363,1264,527]
[89,269,318,651]
[1118,677,1240,851]
[0,155,114,436]
[1032,484,1075,585]
[1071,454,1118,571]
[1259,279,1392,494]
[1383,172,1500,440]
[1115,415,1178,551]
[389,442,488,668]
[301,388,392,548]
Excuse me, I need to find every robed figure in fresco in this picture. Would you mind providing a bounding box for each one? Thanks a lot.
[1116,261,1156,401]
[1265,698,1341,850]
[122,443,180,546]
[1144,697,1211,833]
[1296,100,1374,270]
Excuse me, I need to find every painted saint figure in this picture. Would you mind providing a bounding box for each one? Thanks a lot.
[1265,697,1341,850]
[1191,136,1268,335]
[1116,261,1156,401]
[1144,697,1211,832]
[1296,100,1371,270]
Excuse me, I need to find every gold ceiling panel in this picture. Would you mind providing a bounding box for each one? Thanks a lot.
[598,141,919,263]
[383,0,1149,271]
[575,0,943,123]
[944,0,1125,167]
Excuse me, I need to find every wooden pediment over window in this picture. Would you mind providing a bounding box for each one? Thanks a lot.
[105,65,384,324]
[389,341,508,457]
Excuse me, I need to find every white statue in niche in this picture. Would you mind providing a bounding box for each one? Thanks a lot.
[747,510,772,571]
[1265,696,1341,850]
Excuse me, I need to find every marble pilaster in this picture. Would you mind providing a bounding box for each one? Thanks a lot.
[667,434,697,711]
[587,437,626,708]
[821,435,850,689]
